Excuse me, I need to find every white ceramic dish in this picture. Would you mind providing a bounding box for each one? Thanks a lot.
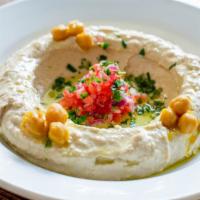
[0,0,200,199]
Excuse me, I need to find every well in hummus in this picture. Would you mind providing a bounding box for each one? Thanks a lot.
[0,20,200,180]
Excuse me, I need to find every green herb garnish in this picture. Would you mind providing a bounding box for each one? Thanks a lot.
[114,80,123,88]
[136,103,154,115]
[79,58,91,70]
[127,72,162,99]
[67,64,77,73]
[68,111,76,120]
[100,60,114,67]
[134,72,158,96]
[68,111,87,124]
[69,85,76,93]
[65,80,72,86]
[52,77,65,91]
[45,138,52,148]
[76,115,87,124]
[169,62,177,70]
[105,68,111,75]
[97,55,108,61]
[139,48,145,56]
[80,92,88,99]
[121,39,128,48]
[153,100,165,112]
[99,42,109,49]
[93,77,101,83]
[113,90,122,102]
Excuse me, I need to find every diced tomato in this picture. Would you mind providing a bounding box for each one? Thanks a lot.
[112,113,122,123]
[60,62,137,126]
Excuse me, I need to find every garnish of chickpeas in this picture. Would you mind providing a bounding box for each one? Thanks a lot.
[20,103,70,147]
[169,96,191,116]
[51,25,68,41]
[178,112,199,133]
[20,109,48,138]
[67,20,84,36]
[51,20,84,41]
[51,20,93,50]
[160,95,199,134]
[46,103,68,124]
[160,108,177,128]
[48,122,70,146]
[76,32,94,50]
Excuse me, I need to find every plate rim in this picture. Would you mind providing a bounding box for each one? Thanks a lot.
[0,0,200,199]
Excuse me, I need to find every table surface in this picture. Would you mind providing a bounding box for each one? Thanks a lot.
[0,0,200,199]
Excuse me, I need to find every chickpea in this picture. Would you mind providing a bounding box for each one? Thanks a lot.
[51,25,68,41]
[20,109,48,138]
[169,96,191,116]
[48,122,70,146]
[178,112,198,133]
[160,108,177,128]
[46,103,68,124]
[67,20,84,36]
[76,32,93,50]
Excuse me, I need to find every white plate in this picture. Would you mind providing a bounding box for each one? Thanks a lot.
[0,0,200,199]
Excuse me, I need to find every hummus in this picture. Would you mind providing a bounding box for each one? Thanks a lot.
[0,22,200,180]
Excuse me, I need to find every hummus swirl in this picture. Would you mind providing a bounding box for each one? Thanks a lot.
[0,25,200,180]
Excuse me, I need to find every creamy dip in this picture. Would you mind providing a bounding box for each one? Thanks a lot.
[0,23,200,180]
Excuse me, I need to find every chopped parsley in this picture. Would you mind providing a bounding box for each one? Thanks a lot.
[52,77,66,91]
[97,55,107,62]
[153,100,165,112]
[79,58,91,70]
[105,68,111,75]
[99,42,109,49]
[111,79,125,102]
[66,64,77,73]
[139,48,145,56]
[136,103,154,115]
[124,74,134,83]
[69,85,76,93]
[65,80,72,86]
[136,100,165,118]
[126,72,162,99]
[169,62,177,70]
[76,115,87,124]
[114,80,123,88]
[121,39,128,48]
[113,90,122,102]
[80,92,88,99]
[93,77,101,83]
[100,60,115,67]
[68,111,87,124]
[45,138,52,148]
